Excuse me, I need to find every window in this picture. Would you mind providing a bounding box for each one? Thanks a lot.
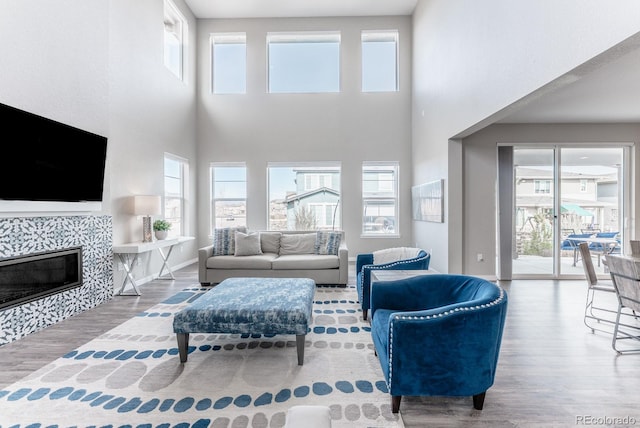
[211,163,247,232]
[580,179,588,192]
[268,163,341,230]
[164,0,186,80]
[267,31,340,93]
[362,30,398,92]
[304,174,332,191]
[362,162,399,235]
[534,180,551,194]
[211,33,246,94]
[163,154,188,237]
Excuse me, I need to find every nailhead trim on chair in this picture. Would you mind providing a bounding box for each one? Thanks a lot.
[386,286,506,390]
[358,253,431,303]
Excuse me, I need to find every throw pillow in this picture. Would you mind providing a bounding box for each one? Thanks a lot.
[315,231,342,255]
[234,231,262,256]
[212,226,247,256]
[279,233,317,255]
[372,247,421,265]
[260,231,282,254]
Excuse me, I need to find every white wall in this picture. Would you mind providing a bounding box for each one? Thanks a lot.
[463,123,639,276]
[0,0,109,151]
[108,0,199,285]
[196,16,413,256]
[412,0,640,273]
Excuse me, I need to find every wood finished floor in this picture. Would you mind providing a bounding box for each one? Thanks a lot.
[1,264,639,427]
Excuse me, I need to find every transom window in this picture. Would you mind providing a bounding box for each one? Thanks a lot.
[211,33,246,94]
[163,0,186,80]
[362,162,399,236]
[361,30,399,92]
[267,31,340,93]
[211,163,247,233]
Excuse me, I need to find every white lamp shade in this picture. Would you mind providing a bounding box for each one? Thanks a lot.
[132,195,162,216]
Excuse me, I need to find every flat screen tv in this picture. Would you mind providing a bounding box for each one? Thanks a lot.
[0,102,108,207]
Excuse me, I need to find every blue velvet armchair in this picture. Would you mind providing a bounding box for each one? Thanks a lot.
[370,274,508,413]
[356,249,430,320]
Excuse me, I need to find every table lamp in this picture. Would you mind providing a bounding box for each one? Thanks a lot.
[132,195,162,243]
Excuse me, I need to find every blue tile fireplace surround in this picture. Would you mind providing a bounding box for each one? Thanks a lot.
[0,215,113,345]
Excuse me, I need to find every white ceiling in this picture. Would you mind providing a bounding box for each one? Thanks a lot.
[184,0,640,125]
[499,42,640,124]
[184,0,418,19]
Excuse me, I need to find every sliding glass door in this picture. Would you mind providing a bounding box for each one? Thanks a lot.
[511,146,626,278]
[513,148,555,275]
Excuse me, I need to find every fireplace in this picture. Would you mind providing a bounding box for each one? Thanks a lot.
[0,247,82,311]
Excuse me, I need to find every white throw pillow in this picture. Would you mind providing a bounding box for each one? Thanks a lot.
[234,231,263,256]
[260,231,282,254]
[279,233,316,255]
[372,247,421,265]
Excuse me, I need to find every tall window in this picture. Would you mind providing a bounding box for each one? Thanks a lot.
[267,31,340,93]
[211,33,246,94]
[164,153,188,237]
[268,162,341,230]
[362,162,399,236]
[361,30,398,92]
[211,163,247,232]
[163,0,186,80]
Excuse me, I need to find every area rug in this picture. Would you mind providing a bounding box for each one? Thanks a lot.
[0,285,404,428]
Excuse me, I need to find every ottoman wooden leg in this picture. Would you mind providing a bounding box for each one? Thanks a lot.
[177,333,189,363]
[296,334,305,365]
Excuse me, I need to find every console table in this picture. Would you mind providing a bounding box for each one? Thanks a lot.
[113,236,195,296]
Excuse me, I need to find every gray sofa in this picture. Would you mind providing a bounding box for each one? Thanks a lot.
[199,230,348,285]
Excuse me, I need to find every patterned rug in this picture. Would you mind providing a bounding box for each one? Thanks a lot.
[0,285,404,428]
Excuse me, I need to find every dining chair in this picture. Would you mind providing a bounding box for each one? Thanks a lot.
[630,240,640,256]
[579,243,617,334]
[603,254,640,354]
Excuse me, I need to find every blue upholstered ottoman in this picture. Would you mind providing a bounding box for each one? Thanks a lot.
[173,277,315,365]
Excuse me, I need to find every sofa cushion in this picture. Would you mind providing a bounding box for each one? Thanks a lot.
[315,231,342,255]
[260,232,282,254]
[279,233,316,255]
[272,254,340,270]
[207,253,277,269]
[235,231,262,256]
[213,226,247,256]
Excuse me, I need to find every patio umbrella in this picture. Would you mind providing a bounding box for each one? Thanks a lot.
[561,203,594,217]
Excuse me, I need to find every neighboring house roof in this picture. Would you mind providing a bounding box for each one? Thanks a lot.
[516,195,616,209]
[284,187,339,203]
[516,167,616,180]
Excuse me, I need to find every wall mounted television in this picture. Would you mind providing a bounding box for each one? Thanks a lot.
[0,102,108,213]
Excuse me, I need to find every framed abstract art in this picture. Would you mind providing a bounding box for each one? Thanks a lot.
[412,179,444,223]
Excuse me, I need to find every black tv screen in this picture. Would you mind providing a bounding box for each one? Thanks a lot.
[0,102,108,202]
